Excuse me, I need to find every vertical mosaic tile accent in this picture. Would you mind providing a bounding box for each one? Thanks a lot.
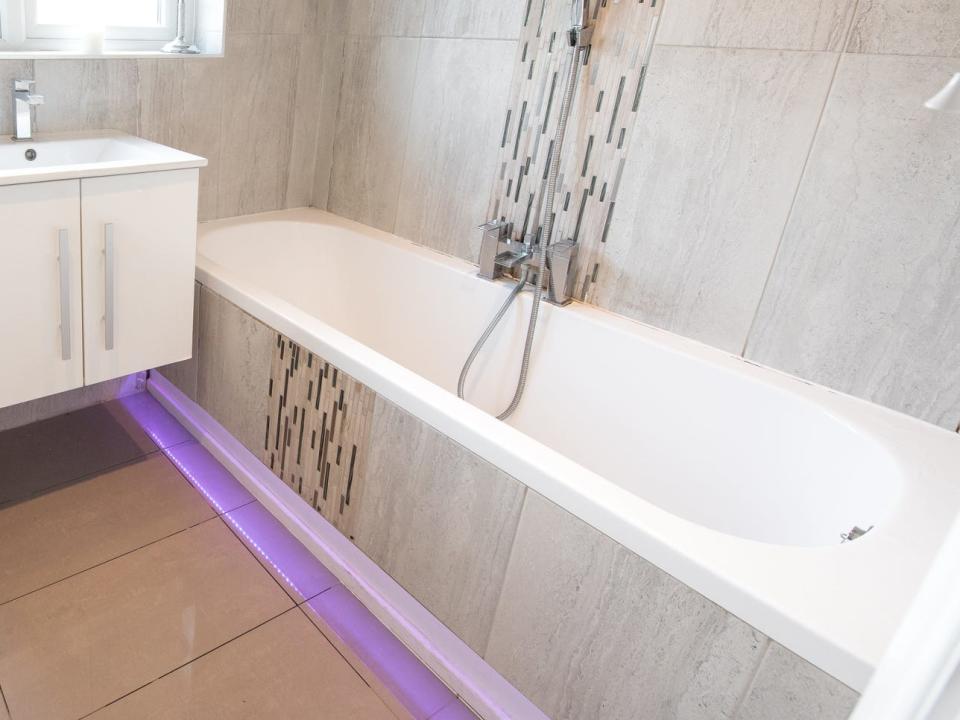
[486,0,662,301]
[262,334,376,532]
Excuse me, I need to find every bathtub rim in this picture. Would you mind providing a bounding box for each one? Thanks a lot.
[195,207,960,692]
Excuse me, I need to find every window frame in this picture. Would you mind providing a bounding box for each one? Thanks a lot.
[0,0,194,53]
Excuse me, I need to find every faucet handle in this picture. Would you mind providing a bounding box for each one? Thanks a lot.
[13,79,36,92]
[477,219,512,280]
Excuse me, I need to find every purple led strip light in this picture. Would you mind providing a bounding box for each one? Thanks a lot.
[123,390,476,720]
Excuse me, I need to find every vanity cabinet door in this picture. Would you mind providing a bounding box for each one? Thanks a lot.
[80,169,198,386]
[0,180,83,409]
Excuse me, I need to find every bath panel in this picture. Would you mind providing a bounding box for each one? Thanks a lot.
[177,208,960,708]
[168,288,859,719]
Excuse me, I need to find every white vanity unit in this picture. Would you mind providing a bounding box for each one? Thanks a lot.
[0,131,206,409]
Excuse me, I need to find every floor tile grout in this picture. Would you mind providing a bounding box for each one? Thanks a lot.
[211,514,309,606]
[0,515,221,609]
[293,602,382,695]
[1,401,397,719]
[3,398,442,720]
[214,506,341,609]
[75,606,301,720]
[195,494,391,707]
[155,427,448,719]
[0,681,10,719]
[0,448,163,512]
[158,450,258,520]
[217,498,257,516]
[188,479,390,701]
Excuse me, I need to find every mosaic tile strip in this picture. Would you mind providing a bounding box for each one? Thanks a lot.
[486,0,662,301]
[262,334,376,532]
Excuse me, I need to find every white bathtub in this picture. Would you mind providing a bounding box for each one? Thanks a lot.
[197,208,960,690]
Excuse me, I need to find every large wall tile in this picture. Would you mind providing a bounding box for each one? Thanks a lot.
[345,0,426,37]
[303,0,348,35]
[347,397,526,654]
[847,0,960,57]
[288,28,346,210]
[227,0,306,34]
[311,36,345,209]
[286,35,328,209]
[0,60,34,136]
[197,287,273,457]
[328,36,419,231]
[217,34,299,218]
[485,492,768,720]
[593,46,835,353]
[138,58,224,221]
[746,54,960,428]
[421,0,524,39]
[34,60,139,134]
[735,642,858,720]
[395,38,514,259]
[656,0,856,51]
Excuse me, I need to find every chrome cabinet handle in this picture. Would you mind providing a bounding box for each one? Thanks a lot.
[57,229,71,361]
[104,223,115,351]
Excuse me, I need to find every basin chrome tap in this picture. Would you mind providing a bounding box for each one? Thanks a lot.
[12,80,44,141]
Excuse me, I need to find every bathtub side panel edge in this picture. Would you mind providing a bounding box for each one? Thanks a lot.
[348,394,527,654]
[197,286,274,458]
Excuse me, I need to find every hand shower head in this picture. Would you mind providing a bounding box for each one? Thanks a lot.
[572,0,591,30]
[569,0,593,46]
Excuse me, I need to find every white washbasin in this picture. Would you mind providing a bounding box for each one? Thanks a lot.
[0,131,206,185]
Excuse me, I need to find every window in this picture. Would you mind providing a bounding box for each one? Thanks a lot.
[0,0,198,53]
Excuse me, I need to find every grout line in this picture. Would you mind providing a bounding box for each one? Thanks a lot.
[155,411,414,708]
[655,41,840,55]
[737,49,847,358]
[214,510,313,606]
[218,498,257,516]
[480,485,530,660]
[324,32,351,213]
[295,600,412,708]
[134,55,142,138]
[652,43,959,61]
[155,435,257,519]
[730,637,773,716]
[739,0,864,359]
[172,460,397,703]
[293,602,383,694]
[279,34,305,208]
[0,516,220,610]
[297,588,329,606]
[314,31,347,209]
[75,606,299,720]
[387,35,424,235]
[0,447,163,512]
[321,32,520,41]
[417,35,519,42]
[0,681,10,719]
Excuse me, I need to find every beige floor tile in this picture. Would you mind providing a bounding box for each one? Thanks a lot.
[0,400,159,505]
[0,454,215,604]
[88,609,396,720]
[0,519,293,720]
